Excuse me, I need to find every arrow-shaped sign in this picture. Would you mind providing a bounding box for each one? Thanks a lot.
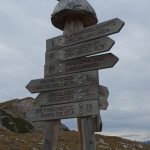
[26,70,98,93]
[44,53,119,77]
[35,85,99,106]
[46,18,124,50]
[26,100,99,122]
[45,37,114,63]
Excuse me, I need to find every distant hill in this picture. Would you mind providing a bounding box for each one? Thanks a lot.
[0,97,69,133]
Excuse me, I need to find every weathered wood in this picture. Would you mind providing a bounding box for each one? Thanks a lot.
[26,100,99,121]
[45,37,114,63]
[81,117,96,150]
[44,53,119,77]
[46,18,124,50]
[51,0,97,30]
[43,121,60,150]
[26,70,98,93]
[36,84,99,106]
[77,118,83,150]
[94,113,102,132]
[60,10,98,150]
[43,1,99,149]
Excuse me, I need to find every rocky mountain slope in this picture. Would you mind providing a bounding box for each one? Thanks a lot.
[0,97,36,133]
[0,97,69,133]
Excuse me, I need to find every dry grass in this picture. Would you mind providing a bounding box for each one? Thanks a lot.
[0,129,149,150]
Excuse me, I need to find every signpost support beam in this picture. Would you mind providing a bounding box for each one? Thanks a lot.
[43,120,60,150]
[81,117,96,150]
[53,0,98,149]
[61,14,97,150]
[63,15,86,150]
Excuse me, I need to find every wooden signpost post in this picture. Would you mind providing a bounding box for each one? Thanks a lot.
[26,0,124,149]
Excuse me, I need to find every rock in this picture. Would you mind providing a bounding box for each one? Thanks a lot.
[51,0,98,30]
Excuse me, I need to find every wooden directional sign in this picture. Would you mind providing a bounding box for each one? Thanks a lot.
[35,85,99,106]
[44,53,119,77]
[26,100,99,122]
[26,70,98,93]
[45,37,114,62]
[46,18,124,50]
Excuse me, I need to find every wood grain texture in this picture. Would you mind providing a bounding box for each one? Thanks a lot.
[26,70,98,94]
[63,14,98,150]
[81,117,96,150]
[47,18,124,51]
[36,85,99,106]
[45,37,114,63]
[43,1,98,149]
[26,100,99,121]
[44,53,119,77]
[43,121,60,150]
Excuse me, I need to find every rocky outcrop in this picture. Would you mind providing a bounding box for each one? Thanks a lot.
[0,97,70,133]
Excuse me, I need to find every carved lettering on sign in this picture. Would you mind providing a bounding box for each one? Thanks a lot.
[45,37,114,62]
[26,71,98,93]
[44,53,118,77]
[46,18,124,50]
[36,85,99,106]
[26,100,99,121]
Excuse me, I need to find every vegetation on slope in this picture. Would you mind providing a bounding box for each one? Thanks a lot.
[0,109,33,133]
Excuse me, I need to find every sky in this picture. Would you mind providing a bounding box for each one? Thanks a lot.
[0,0,150,141]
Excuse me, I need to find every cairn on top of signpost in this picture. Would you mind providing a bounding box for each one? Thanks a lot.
[51,0,98,30]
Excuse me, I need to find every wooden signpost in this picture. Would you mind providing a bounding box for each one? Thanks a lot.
[26,70,98,93]
[46,18,124,51]
[45,37,114,62]
[26,0,124,149]
[27,100,99,121]
[35,85,99,106]
[44,53,119,77]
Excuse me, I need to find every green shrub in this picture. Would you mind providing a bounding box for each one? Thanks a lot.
[0,109,12,117]
[14,118,34,133]
[2,117,16,132]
